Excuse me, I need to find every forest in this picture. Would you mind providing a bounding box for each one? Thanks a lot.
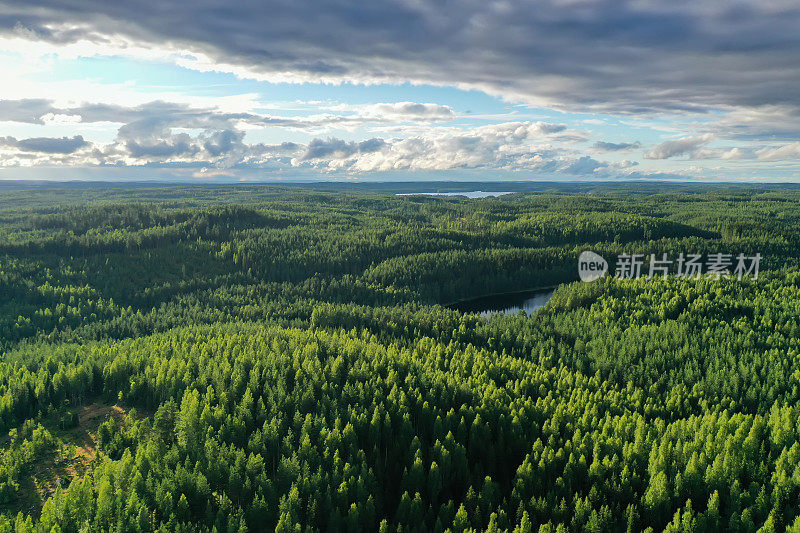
[0,182,798,532]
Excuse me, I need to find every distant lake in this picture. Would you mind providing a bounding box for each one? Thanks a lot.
[396,191,513,198]
[449,289,555,317]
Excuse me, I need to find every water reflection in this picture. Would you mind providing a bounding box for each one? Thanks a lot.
[450,289,555,317]
[396,191,512,198]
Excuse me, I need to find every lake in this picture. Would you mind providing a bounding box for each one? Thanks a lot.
[449,289,555,317]
[396,190,513,198]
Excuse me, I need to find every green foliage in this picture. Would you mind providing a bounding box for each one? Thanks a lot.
[0,183,797,531]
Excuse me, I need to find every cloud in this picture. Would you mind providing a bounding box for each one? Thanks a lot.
[357,102,455,121]
[756,142,800,160]
[0,135,89,154]
[294,121,619,175]
[564,156,608,175]
[290,121,572,170]
[0,116,592,173]
[299,137,385,161]
[3,1,800,115]
[0,115,652,179]
[593,141,641,151]
[40,112,82,125]
[124,137,196,159]
[720,147,752,160]
[0,99,258,128]
[202,129,244,157]
[644,135,714,159]
[115,117,198,160]
[0,98,455,132]
[537,123,568,134]
[708,105,800,140]
[0,99,57,124]
[247,142,300,155]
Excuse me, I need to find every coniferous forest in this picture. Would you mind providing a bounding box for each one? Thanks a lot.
[0,182,800,532]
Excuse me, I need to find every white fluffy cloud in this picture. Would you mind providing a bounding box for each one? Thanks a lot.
[295,122,610,175]
[0,116,617,177]
[756,142,800,161]
[0,100,588,173]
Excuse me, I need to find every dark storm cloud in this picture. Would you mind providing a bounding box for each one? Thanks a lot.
[593,141,641,152]
[2,1,800,113]
[0,135,89,153]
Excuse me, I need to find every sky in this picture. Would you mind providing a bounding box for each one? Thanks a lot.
[0,0,799,182]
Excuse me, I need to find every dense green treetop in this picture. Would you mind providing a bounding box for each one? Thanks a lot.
[0,183,797,531]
